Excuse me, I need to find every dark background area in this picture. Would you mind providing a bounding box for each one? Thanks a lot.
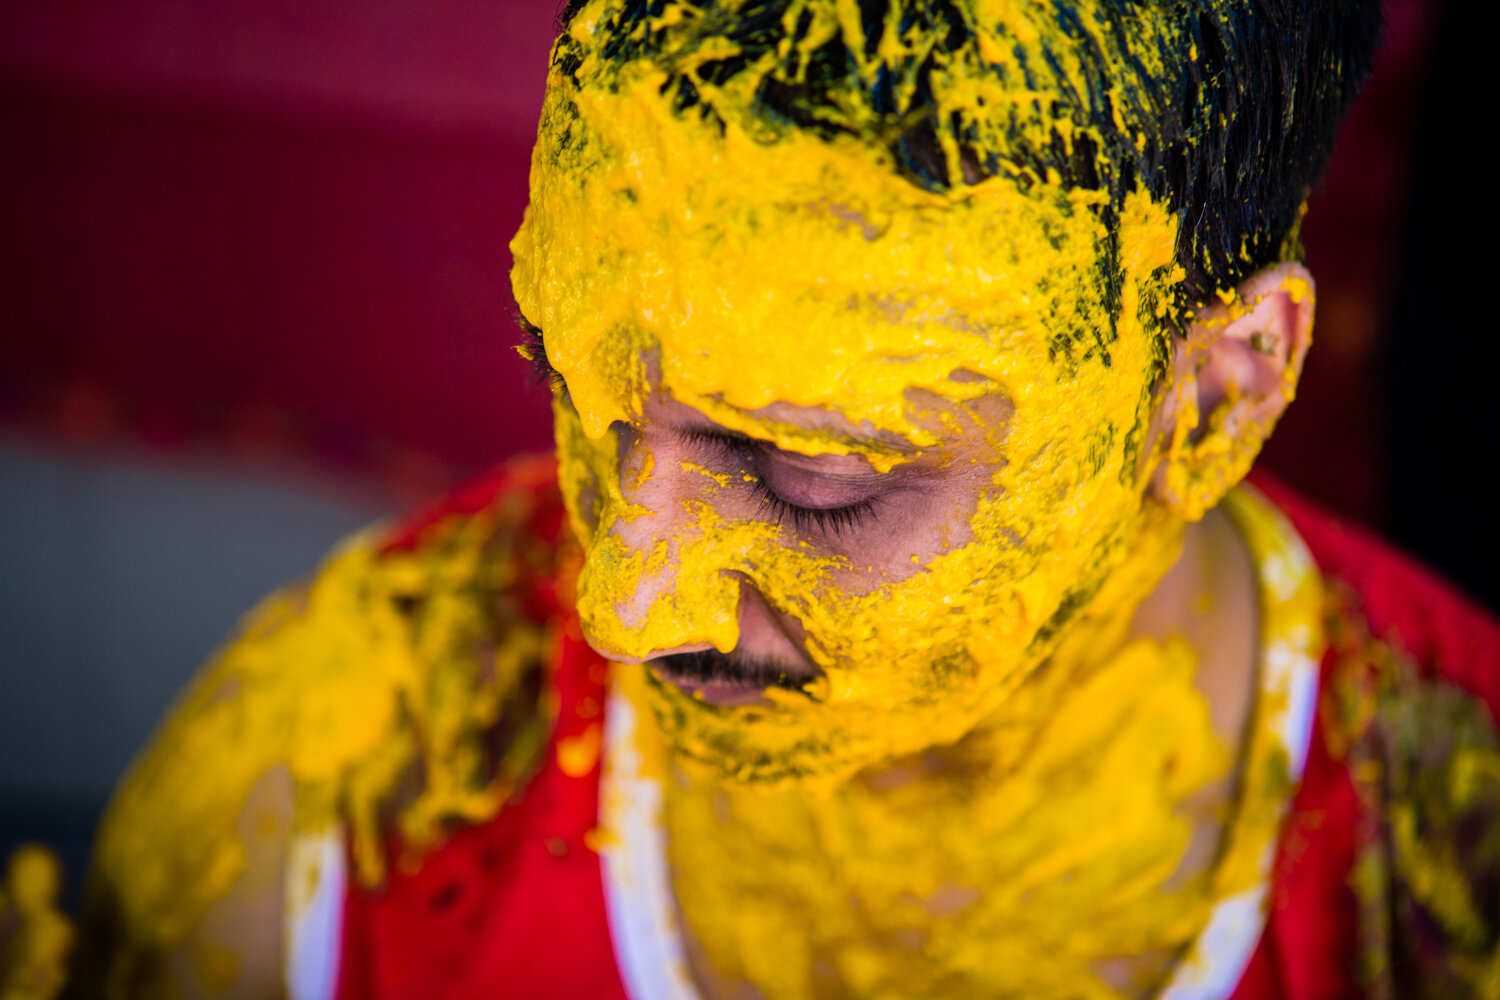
[0,0,1490,899]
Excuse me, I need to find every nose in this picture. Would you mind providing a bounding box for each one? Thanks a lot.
[573,427,744,662]
[590,641,717,666]
[583,575,811,674]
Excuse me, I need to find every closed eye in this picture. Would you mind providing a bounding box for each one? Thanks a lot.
[678,428,881,537]
[748,477,878,535]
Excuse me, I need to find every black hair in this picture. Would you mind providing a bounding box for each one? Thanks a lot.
[550,0,1380,323]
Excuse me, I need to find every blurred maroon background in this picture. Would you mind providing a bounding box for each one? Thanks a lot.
[1,0,561,500]
[0,0,1447,512]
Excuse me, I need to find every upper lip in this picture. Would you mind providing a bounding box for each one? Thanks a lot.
[647,650,821,706]
[652,650,816,688]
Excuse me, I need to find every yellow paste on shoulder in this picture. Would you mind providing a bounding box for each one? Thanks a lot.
[90,481,555,978]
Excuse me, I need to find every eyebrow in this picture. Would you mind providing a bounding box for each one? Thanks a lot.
[519,319,920,461]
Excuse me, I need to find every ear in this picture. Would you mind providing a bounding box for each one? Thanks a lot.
[1151,262,1315,521]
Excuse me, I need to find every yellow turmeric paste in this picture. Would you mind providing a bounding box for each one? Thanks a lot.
[512,0,1200,786]
[509,0,1319,995]
[596,482,1323,999]
[85,0,1334,994]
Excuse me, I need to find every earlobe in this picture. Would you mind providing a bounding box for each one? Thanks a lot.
[1151,263,1315,521]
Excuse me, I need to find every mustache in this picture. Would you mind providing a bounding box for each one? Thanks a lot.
[650,649,821,692]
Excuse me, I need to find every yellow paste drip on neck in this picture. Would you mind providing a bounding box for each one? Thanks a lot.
[602,484,1323,1000]
[657,637,1228,999]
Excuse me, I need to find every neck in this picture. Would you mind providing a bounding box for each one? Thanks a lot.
[647,508,1260,1000]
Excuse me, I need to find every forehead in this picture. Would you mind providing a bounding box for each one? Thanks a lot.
[510,3,1182,451]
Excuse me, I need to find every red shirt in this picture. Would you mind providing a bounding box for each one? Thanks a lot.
[334,465,1500,999]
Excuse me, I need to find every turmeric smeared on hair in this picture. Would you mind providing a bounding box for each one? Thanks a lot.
[518,1,1324,996]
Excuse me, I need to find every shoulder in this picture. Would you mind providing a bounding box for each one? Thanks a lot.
[1241,473,1500,999]
[1249,471,1500,715]
[75,455,572,997]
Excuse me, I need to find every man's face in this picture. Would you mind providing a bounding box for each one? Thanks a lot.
[511,67,1187,785]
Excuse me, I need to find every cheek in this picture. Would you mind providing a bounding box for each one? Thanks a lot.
[797,477,1114,701]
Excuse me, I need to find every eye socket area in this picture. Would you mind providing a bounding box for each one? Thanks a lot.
[675,427,888,538]
[522,320,899,539]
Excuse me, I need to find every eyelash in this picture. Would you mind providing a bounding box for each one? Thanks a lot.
[517,326,877,537]
[517,319,568,396]
[682,430,879,537]
[750,478,878,536]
